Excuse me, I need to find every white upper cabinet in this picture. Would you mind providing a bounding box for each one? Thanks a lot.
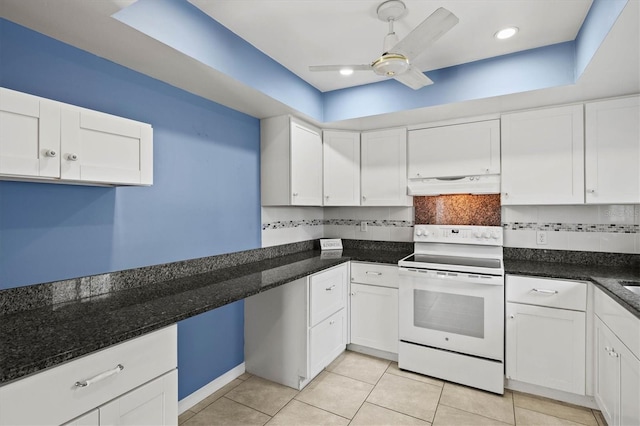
[361,128,412,206]
[60,108,153,185]
[0,88,153,186]
[0,88,60,178]
[261,116,323,206]
[501,105,584,205]
[408,120,500,179]
[585,96,640,204]
[323,130,360,206]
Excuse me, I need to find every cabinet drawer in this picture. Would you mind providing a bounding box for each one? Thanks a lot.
[506,275,587,311]
[0,325,177,426]
[595,287,640,359]
[309,309,346,379]
[310,264,347,327]
[350,262,398,288]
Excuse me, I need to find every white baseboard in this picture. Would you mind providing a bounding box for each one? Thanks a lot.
[178,363,246,414]
[347,343,398,362]
[505,379,599,409]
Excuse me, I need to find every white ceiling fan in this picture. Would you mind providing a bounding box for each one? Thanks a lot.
[309,0,459,90]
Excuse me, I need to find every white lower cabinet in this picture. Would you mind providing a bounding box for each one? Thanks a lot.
[0,326,177,426]
[505,276,587,395]
[349,262,398,355]
[245,263,348,390]
[594,288,640,426]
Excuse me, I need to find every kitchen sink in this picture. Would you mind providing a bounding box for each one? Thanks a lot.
[620,280,640,295]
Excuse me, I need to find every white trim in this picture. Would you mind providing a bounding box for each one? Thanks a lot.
[505,379,599,409]
[347,343,398,362]
[178,362,246,414]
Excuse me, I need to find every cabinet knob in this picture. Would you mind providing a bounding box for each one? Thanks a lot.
[587,189,595,194]
[605,346,613,352]
[608,350,619,358]
[330,320,335,325]
[67,153,78,161]
[504,192,509,198]
[509,315,514,319]
[292,192,298,197]
[362,196,366,201]
[44,149,57,158]
[326,285,336,291]
[325,195,329,199]
[351,292,356,296]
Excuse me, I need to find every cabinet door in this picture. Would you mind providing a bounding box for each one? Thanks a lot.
[501,105,584,205]
[408,120,500,178]
[323,130,360,206]
[0,88,60,178]
[309,309,346,379]
[290,119,322,205]
[594,318,619,426]
[62,410,99,426]
[60,108,153,185]
[506,303,585,394]
[100,369,177,426]
[350,283,398,353]
[619,342,640,426]
[585,96,640,204]
[361,128,411,206]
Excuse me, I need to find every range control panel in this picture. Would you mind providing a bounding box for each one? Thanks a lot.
[414,224,503,246]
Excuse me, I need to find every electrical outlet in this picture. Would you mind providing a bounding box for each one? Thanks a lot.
[536,231,548,245]
[360,221,368,232]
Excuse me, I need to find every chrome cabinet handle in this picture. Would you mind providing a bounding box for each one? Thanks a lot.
[326,285,336,291]
[75,364,124,388]
[532,288,558,295]
[365,271,382,276]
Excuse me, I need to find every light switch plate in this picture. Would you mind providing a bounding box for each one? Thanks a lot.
[320,238,343,250]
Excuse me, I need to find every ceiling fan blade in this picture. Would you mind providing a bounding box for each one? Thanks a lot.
[309,65,372,72]
[393,65,434,90]
[390,7,458,60]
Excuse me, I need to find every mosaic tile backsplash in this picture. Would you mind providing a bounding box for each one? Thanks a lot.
[414,194,501,226]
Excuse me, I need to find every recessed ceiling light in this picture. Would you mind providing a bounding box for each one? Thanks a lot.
[339,68,354,76]
[495,27,519,40]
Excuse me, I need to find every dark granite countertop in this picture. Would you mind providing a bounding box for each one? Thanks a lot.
[0,248,408,386]
[505,259,640,319]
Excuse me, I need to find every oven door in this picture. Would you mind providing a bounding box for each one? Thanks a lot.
[399,267,504,361]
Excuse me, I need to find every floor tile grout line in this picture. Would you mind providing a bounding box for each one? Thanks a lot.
[289,398,353,422]
[220,395,279,419]
[515,406,600,426]
[365,400,434,424]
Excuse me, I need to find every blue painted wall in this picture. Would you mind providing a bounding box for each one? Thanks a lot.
[114,0,324,121]
[0,19,257,399]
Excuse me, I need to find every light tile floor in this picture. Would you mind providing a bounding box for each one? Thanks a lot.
[179,351,607,426]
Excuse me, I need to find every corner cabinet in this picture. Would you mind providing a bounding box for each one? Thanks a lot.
[501,105,584,205]
[349,262,398,357]
[505,276,587,395]
[261,116,323,206]
[323,130,360,206]
[360,128,412,206]
[0,326,177,426]
[593,287,640,426]
[585,96,640,204]
[244,263,348,390]
[0,87,153,186]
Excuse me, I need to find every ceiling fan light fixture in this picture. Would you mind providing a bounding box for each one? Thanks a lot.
[495,27,519,40]
[372,53,409,77]
[339,68,354,76]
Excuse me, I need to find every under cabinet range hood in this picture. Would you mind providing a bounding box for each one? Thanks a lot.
[407,174,500,196]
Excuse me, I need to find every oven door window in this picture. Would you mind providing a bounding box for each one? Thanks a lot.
[414,290,484,338]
